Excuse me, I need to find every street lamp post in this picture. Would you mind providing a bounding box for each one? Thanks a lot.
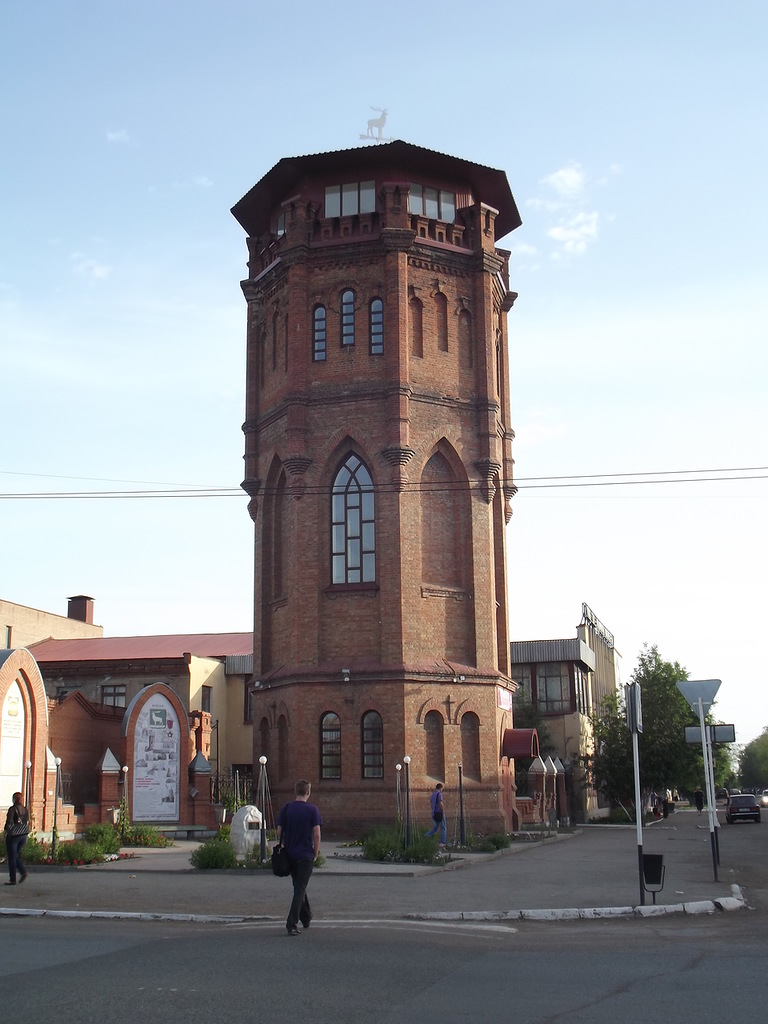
[24,760,32,810]
[458,763,466,846]
[403,756,411,847]
[395,763,402,823]
[258,755,268,863]
[51,757,62,861]
[120,765,129,842]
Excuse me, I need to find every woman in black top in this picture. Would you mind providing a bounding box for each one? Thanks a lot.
[4,792,30,885]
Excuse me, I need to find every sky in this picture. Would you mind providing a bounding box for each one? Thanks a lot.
[2,2,767,746]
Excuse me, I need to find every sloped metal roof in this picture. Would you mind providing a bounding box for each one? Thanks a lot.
[28,632,253,663]
[231,139,521,239]
[509,638,597,672]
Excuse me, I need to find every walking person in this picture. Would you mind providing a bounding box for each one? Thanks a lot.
[276,779,322,936]
[4,792,30,885]
[424,782,447,846]
[694,786,704,815]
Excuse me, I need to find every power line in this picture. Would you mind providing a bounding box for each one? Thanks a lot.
[0,465,766,500]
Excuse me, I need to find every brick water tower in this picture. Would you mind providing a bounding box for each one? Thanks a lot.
[232,141,522,834]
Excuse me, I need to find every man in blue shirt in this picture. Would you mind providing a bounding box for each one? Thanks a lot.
[276,779,323,935]
[424,782,447,846]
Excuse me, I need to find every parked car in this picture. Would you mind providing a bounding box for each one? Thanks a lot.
[760,790,768,807]
[725,794,761,823]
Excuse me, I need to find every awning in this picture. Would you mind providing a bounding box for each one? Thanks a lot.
[501,728,540,760]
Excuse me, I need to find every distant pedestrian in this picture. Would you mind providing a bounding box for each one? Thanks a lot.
[424,782,447,846]
[4,792,30,885]
[276,779,322,936]
[694,787,704,815]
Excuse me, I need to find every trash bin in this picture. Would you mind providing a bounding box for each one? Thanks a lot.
[642,853,665,903]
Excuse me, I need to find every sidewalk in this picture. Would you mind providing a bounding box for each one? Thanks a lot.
[1,809,745,924]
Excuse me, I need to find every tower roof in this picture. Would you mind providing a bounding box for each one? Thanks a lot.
[231,140,522,240]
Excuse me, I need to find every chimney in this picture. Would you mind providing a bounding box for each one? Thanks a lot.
[67,595,95,624]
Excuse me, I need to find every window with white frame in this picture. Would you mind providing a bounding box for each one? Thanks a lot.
[331,454,375,584]
[324,181,376,218]
[408,184,456,222]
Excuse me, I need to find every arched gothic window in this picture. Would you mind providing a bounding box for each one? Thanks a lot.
[321,712,341,779]
[341,290,355,346]
[460,712,481,781]
[331,454,375,584]
[361,711,383,778]
[313,305,327,361]
[425,710,445,780]
[369,298,383,355]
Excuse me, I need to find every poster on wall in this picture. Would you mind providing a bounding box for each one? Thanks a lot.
[132,693,180,822]
[0,681,25,811]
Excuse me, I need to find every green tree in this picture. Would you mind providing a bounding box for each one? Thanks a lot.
[633,645,702,794]
[739,727,768,788]
[584,644,717,805]
[584,690,634,804]
[512,700,556,757]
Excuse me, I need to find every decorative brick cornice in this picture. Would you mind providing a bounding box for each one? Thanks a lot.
[283,455,313,476]
[475,460,501,503]
[380,446,415,467]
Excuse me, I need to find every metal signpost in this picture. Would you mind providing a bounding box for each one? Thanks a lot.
[676,679,722,881]
[625,681,645,905]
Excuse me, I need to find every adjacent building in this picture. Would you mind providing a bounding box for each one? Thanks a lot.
[510,603,622,821]
[1,594,103,649]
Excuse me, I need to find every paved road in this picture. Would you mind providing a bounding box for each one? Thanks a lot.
[2,807,766,1023]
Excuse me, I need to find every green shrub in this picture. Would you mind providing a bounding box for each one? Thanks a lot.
[361,826,441,864]
[190,838,239,869]
[361,825,403,861]
[486,832,511,850]
[57,839,102,864]
[84,823,121,855]
[122,824,173,848]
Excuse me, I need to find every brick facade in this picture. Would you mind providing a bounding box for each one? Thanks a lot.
[232,142,521,835]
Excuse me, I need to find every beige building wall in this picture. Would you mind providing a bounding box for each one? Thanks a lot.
[225,673,253,768]
[1,598,103,649]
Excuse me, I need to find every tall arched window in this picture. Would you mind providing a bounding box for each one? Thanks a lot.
[369,298,383,355]
[410,296,423,357]
[361,711,383,778]
[313,305,327,361]
[436,292,448,352]
[321,712,341,779]
[421,452,461,587]
[425,710,445,780]
[273,470,286,599]
[278,715,288,779]
[341,289,355,346]
[460,712,481,781]
[331,454,375,584]
[458,310,472,368]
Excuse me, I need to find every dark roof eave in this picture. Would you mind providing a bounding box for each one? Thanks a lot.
[231,140,521,240]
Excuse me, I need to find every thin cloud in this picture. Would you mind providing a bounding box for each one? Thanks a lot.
[106,129,130,145]
[172,175,214,190]
[548,211,599,257]
[70,253,112,283]
[525,160,618,260]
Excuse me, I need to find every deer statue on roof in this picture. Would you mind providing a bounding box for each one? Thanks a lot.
[366,107,388,141]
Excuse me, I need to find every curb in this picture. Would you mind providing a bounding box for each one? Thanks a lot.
[1,887,746,926]
[406,885,746,923]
